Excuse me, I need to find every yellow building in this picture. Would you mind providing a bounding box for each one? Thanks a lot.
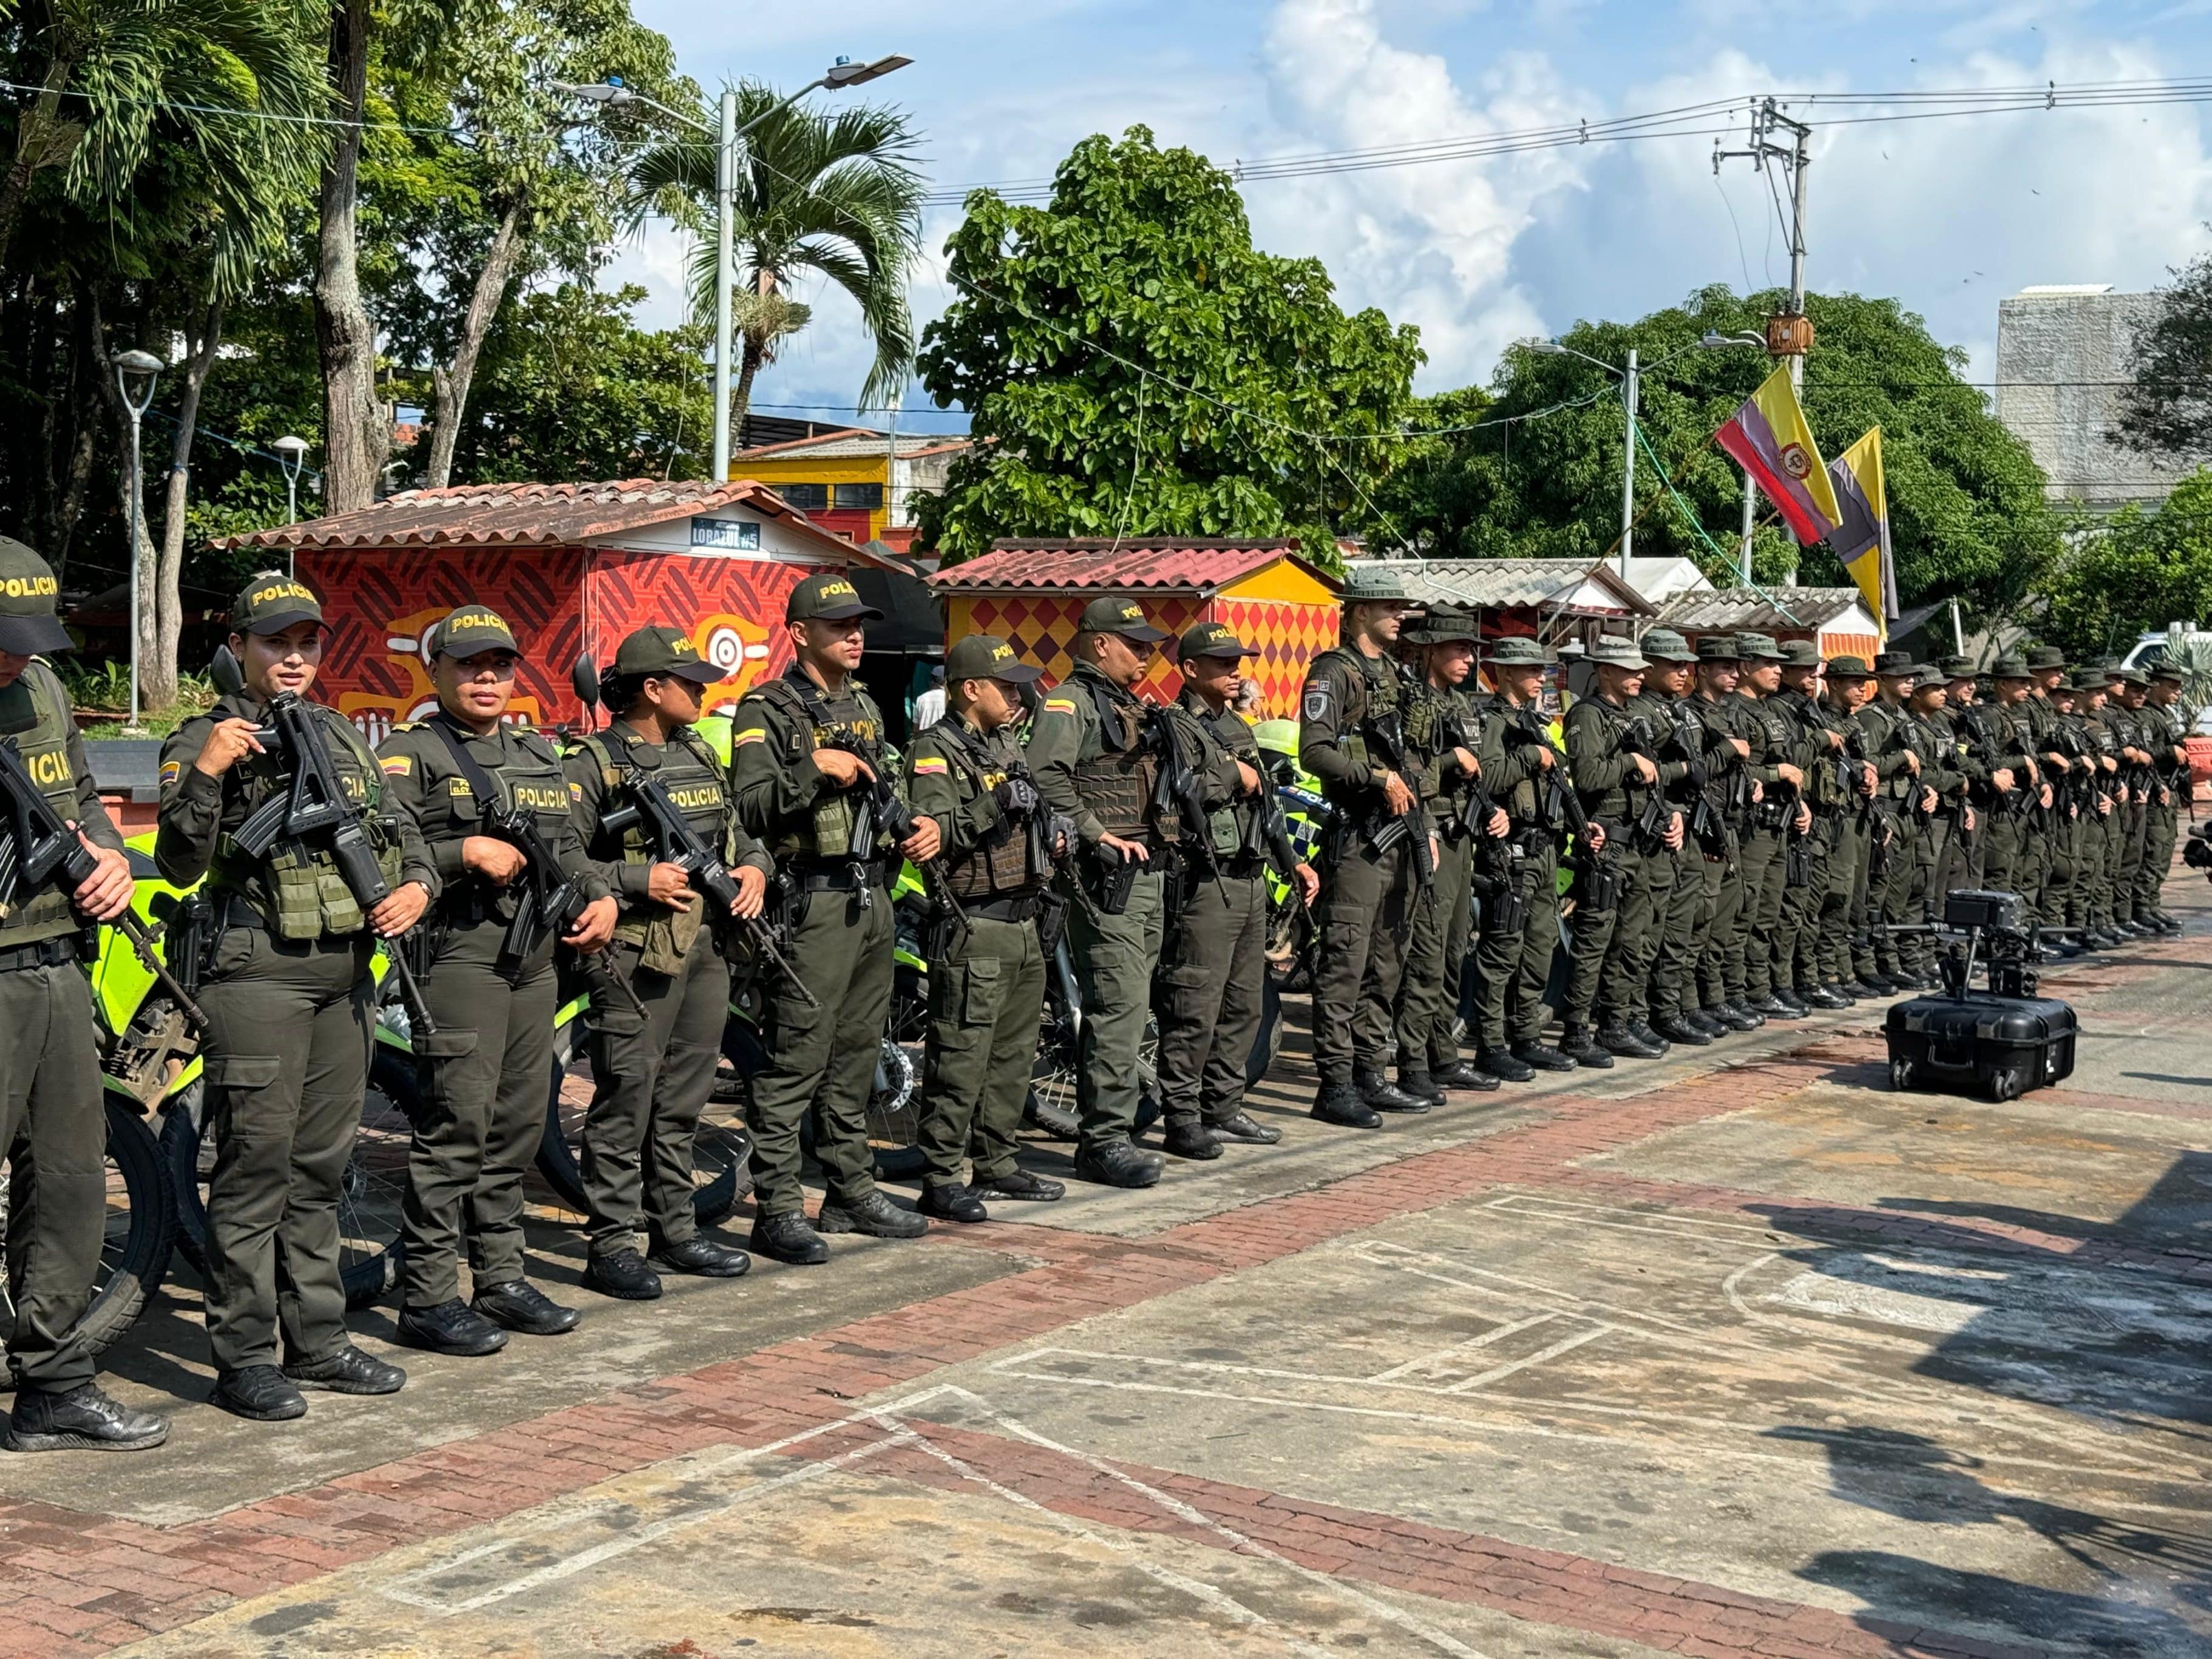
[730,427,971,552]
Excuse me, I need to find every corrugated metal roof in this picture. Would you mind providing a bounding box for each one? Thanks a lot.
[217,478,863,558]
[736,429,972,461]
[1358,557,1658,617]
[1658,586,1868,633]
[932,538,1326,594]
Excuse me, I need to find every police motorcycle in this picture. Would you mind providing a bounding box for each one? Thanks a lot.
[1252,718,1326,994]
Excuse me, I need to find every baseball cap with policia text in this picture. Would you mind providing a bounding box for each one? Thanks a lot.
[0,537,72,656]
[944,633,1042,685]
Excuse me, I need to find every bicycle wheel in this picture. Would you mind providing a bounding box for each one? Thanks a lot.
[1,1099,176,1369]
[535,1008,753,1227]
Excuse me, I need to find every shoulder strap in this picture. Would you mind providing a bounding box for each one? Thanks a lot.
[425,714,501,812]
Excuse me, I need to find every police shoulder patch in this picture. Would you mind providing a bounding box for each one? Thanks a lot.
[380,755,412,776]
[1303,685,1331,722]
[1041,696,1077,716]
[160,759,181,786]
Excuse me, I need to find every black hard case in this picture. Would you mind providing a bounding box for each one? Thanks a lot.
[1884,991,2078,1101]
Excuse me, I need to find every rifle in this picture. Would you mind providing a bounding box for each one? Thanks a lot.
[481,798,646,1020]
[820,728,965,931]
[1364,703,1437,907]
[1147,704,1218,876]
[0,735,206,1031]
[1435,703,1502,841]
[212,649,436,1037]
[1616,714,1672,853]
[1668,704,1729,857]
[1504,701,1592,841]
[597,756,820,1012]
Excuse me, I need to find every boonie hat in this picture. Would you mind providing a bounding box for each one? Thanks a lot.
[786,572,883,625]
[612,625,727,683]
[1734,631,1784,662]
[231,571,324,637]
[1873,649,1916,676]
[2114,667,2149,688]
[1175,620,1251,662]
[1910,667,1949,693]
[430,606,520,660]
[2150,660,2186,683]
[2025,645,2067,671]
[2074,670,2109,690]
[1487,636,1549,667]
[1588,637,1647,670]
[1640,628,1697,663]
[1827,653,1870,677]
[1990,654,2031,679]
[945,632,1041,685]
[1778,639,1822,668]
[0,537,72,656]
[1695,634,1740,662]
[1339,563,1413,605]
[1939,654,1977,679]
[1076,595,1167,643]
[1408,604,1481,646]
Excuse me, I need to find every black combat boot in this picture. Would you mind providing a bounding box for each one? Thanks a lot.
[583,1247,663,1299]
[750,1209,830,1264]
[1311,1082,1382,1128]
[473,1280,581,1336]
[209,1365,306,1422]
[1557,1026,1613,1068]
[917,1182,989,1223]
[396,1298,509,1356]
[5,1383,168,1452]
[1357,1070,1430,1113]
[971,1167,1067,1201]
[1431,1059,1501,1092]
[651,1235,753,1277]
[1162,1118,1223,1160]
[1480,1048,1537,1083]
[285,1345,405,1396]
[1209,1111,1283,1143]
[1596,1024,1663,1060]
[1074,1138,1167,1186]
[1394,1068,1446,1108]
[818,1190,928,1238]
[1651,1012,1712,1047]
[1511,1040,1578,1072]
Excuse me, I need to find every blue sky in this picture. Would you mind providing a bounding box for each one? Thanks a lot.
[612,0,2212,432]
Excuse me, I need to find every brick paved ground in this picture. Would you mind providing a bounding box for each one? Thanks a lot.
[5,870,2211,1657]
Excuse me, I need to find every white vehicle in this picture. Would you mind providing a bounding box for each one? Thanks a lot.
[2119,625,2212,673]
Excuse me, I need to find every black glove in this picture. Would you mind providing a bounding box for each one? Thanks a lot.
[992,775,1040,816]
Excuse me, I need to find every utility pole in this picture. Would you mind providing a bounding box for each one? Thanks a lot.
[1715,98,1815,584]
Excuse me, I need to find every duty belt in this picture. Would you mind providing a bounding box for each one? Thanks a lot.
[0,935,81,972]
[966,893,1043,923]
[793,858,888,892]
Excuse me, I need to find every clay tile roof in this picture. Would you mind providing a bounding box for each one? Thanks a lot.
[931,537,1329,594]
[215,477,874,558]
[1658,586,1869,633]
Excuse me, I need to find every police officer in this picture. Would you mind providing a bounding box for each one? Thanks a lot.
[0,540,166,1453]
[1394,605,1504,1097]
[2075,670,2127,946]
[1974,659,2041,901]
[1904,669,1969,943]
[568,628,766,1297]
[159,574,424,1420]
[1816,657,1882,999]
[1774,642,1851,1008]
[1732,633,1807,1017]
[2141,663,2191,932]
[379,609,620,1351]
[1688,637,1759,1029]
[1155,622,1320,1154]
[1559,638,1666,1065]
[1299,566,1432,1124]
[732,575,939,1246]
[2109,668,2159,934]
[1469,637,1577,1079]
[1637,629,1718,1046]
[1859,651,1926,991]
[903,633,1064,1219]
[1935,657,1989,895]
[2020,646,2075,928]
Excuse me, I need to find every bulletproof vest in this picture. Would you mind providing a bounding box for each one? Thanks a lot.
[1182,699,1248,857]
[578,723,727,968]
[421,719,572,924]
[215,699,401,940]
[1794,694,1847,810]
[1312,646,1402,803]
[0,660,86,949]
[1070,669,1159,840]
[755,670,885,861]
[929,722,1039,900]
[1567,696,1638,823]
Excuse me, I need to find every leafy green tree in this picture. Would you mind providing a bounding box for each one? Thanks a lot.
[626,81,923,443]
[2114,245,2212,460]
[2044,467,2212,660]
[443,282,711,484]
[1368,285,2060,629]
[917,126,1422,565]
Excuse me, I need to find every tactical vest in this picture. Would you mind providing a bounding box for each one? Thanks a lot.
[1311,646,1403,804]
[577,724,726,973]
[214,700,402,940]
[753,671,883,862]
[1071,671,1159,841]
[934,724,1040,900]
[1181,699,1248,858]
[0,660,87,949]
[419,719,572,926]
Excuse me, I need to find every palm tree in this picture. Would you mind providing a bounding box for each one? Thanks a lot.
[626,81,923,449]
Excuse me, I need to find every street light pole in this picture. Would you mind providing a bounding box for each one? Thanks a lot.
[114,348,163,734]
[273,435,310,575]
[1618,346,1638,580]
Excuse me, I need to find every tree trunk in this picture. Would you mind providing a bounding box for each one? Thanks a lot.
[0,49,81,283]
[424,189,526,490]
[149,300,224,710]
[315,0,387,512]
[50,294,100,586]
[731,330,766,463]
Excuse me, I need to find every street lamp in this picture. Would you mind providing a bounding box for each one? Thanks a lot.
[556,52,912,482]
[114,348,163,733]
[272,435,310,573]
[1703,331,1776,583]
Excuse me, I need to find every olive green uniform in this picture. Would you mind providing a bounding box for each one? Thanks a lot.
[1732,690,1796,1003]
[1025,662,1166,1153]
[1966,701,2035,897]
[381,716,608,1303]
[730,667,900,1217]
[1649,693,1727,1020]
[1774,685,1844,994]
[1156,692,1272,1128]
[566,722,764,1256]
[1820,699,1876,988]
[1561,692,1660,1033]
[0,660,125,1392]
[2015,693,2067,925]
[906,716,1049,1190]
[2143,697,2191,917]
[1857,696,1918,980]
[1470,696,1559,1052]
[158,694,430,1374]
[2111,699,2152,925]
[1299,646,1418,1087]
[1399,682,1485,1074]
[2077,702,2123,929]
[1689,690,1753,1009]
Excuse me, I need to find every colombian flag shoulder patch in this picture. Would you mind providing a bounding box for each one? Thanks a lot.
[733,727,767,748]
[380,755,412,776]
[1041,697,1077,716]
[911,756,950,775]
[569,780,585,802]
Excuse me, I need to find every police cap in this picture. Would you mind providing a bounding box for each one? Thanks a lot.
[231,571,324,637]
[612,625,727,683]
[430,606,520,661]
[1076,595,1168,643]
[0,537,71,656]
[1695,634,1740,663]
[1339,563,1412,605]
[1778,639,1822,668]
[786,572,884,624]
[1175,620,1252,662]
[945,631,1042,685]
